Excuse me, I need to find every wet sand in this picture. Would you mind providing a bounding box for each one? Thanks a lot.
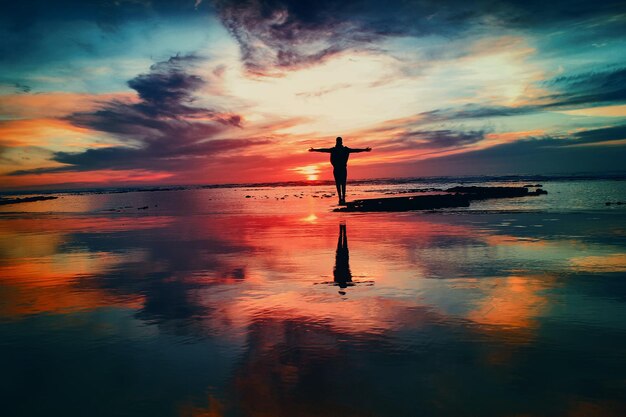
[1,185,625,416]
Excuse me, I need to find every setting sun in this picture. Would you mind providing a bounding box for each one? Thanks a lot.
[290,165,321,181]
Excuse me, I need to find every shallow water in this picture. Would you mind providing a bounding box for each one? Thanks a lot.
[3,178,626,215]
[1,183,626,416]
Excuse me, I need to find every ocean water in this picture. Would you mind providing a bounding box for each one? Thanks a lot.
[0,178,625,416]
[2,177,626,215]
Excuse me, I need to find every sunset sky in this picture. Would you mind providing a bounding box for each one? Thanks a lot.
[1,0,626,190]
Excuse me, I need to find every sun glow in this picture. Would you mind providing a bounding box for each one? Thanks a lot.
[301,214,318,223]
[290,165,321,181]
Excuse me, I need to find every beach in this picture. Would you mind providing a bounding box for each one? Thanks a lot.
[1,178,626,416]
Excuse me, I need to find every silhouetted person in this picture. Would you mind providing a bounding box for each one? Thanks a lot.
[309,137,371,205]
[334,223,352,294]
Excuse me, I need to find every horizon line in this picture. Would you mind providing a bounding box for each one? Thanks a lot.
[2,171,626,196]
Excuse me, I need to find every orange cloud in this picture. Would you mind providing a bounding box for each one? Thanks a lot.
[557,104,626,118]
[0,118,96,148]
[483,129,546,147]
[0,92,136,119]
[0,169,174,190]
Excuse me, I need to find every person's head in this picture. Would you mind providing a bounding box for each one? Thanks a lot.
[336,137,343,146]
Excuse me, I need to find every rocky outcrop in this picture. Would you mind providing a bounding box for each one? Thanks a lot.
[335,186,548,212]
[335,194,470,212]
[446,186,547,198]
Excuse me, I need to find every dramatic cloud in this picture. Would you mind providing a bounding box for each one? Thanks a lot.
[384,129,487,151]
[214,0,626,75]
[543,67,626,108]
[214,0,499,74]
[411,124,626,175]
[213,0,372,75]
[417,105,537,125]
[9,55,264,175]
[2,0,626,188]
[570,124,626,145]
[394,67,626,127]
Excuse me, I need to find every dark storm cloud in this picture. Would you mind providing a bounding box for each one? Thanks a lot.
[399,67,626,127]
[417,105,537,124]
[212,0,626,75]
[570,124,626,144]
[67,54,243,136]
[3,0,624,77]
[412,124,626,175]
[386,129,487,150]
[213,0,480,74]
[8,55,266,176]
[68,55,224,126]
[543,67,626,108]
[8,139,265,175]
[127,58,205,114]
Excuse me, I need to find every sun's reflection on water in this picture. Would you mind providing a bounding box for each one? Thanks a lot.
[1,207,625,416]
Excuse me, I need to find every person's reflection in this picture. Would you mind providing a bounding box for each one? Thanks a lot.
[334,223,352,295]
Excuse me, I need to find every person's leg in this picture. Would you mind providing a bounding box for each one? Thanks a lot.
[339,168,347,202]
[333,169,342,203]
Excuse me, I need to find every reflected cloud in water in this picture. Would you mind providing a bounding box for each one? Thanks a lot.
[1,207,626,416]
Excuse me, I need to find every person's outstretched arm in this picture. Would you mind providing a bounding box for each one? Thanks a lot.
[347,147,372,153]
[309,147,333,152]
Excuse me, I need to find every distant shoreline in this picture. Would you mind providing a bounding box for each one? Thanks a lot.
[0,196,58,206]
[1,173,625,198]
